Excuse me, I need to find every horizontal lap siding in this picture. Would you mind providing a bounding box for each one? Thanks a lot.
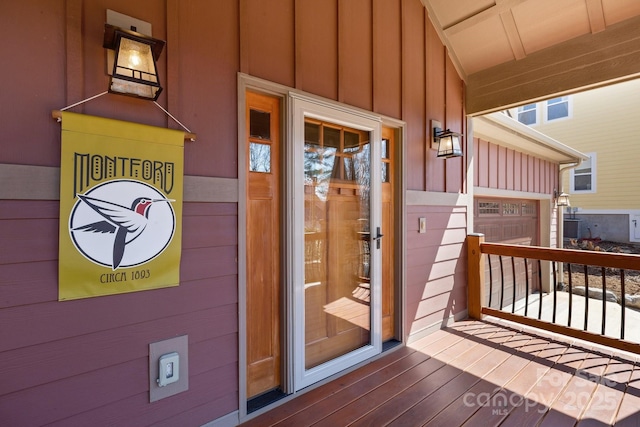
[0,201,238,425]
[0,0,467,425]
[405,205,468,338]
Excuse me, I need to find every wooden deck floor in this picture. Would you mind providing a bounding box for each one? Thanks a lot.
[240,319,640,426]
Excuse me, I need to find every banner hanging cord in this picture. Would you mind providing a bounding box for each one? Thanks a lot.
[59,91,109,114]
[153,101,191,133]
[53,92,195,141]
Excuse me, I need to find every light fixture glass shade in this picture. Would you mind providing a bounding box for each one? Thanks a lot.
[435,129,463,158]
[556,192,570,207]
[104,24,165,100]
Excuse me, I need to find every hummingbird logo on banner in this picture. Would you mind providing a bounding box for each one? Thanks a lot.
[69,180,176,270]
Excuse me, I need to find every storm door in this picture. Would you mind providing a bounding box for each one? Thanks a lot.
[291,96,382,390]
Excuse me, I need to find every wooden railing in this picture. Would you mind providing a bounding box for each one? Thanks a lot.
[467,233,640,355]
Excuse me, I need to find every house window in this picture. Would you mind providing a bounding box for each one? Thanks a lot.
[571,153,596,193]
[517,104,537,126]
[545,96,570,122]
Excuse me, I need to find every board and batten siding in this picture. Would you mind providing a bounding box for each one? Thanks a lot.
[0,0,466,424]
[474,137,559,194]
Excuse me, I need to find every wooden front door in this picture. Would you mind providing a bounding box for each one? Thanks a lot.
[245,92,281,398]
[381,126,395,341]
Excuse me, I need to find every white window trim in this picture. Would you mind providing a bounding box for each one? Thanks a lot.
[517,103,538,126]
[570,152,596,194]
[543,95,572,123]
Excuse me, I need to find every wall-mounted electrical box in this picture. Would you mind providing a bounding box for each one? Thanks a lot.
[149,335,188,402]
[157,352,180,387]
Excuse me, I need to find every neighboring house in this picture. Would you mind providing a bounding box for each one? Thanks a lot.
[1,1,640,426]
[508,79,640,243]
[472,112,586,304]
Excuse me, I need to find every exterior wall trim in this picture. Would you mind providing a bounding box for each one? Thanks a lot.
[406,190,469,206]
[473,186,552,201]
[0,163,238,202]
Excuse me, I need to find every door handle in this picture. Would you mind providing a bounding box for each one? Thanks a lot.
[373,226,384,249]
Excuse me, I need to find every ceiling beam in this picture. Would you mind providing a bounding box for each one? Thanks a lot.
[500,10,526,60]
[443,0,528,36]
[466,14,640,115]
[586,0,606,33]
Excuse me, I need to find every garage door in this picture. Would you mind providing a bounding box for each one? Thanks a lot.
[474,198,540,309]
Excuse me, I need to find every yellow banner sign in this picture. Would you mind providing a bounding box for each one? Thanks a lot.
[58,112,184,300]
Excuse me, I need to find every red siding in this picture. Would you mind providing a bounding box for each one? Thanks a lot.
[373,0,402,118]
[405,205,468,337]
[426,19,446,192]
[339,0,373,110]
[445,55,464,193]
[0,200,238,424]
[0,1,66,167]
[403,0,427,191]
[0,0,467,424]
[475,138,557,195]
[170,0,240,178]
[240,0,295,87]
[296,0,339,99]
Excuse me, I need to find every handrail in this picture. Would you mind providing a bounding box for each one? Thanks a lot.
[481,242,640,270]
[467,233,640,355]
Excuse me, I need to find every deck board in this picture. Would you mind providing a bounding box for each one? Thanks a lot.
[240,318,640,426]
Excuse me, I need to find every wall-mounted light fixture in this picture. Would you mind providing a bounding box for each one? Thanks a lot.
[554,189,570,207]
[431,120,463,158]
[103,24,165,100]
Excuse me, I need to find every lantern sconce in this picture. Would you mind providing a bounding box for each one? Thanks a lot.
[103,23,165,101]
[554,189,571,207]
[431,120,463,158]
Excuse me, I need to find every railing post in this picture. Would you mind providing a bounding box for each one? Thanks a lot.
[468,233,486,320]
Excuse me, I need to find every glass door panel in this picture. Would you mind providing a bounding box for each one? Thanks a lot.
[303,120,372,369]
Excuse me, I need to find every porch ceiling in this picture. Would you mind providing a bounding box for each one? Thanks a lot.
[422,0,640,114]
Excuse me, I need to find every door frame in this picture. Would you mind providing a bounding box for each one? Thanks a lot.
[237,73,406,420]
[290,93,383,390]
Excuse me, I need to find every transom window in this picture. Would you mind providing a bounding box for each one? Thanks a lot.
[304,120,370,182]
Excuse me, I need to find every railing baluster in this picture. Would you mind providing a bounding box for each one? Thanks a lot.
[511,257,517,314]
[499,256,505,311]
[568,263,573,328]
[538,259,543,320]
[488,255,493,309]
[552,261,557,324]
[469,238,640,357]
[621,269,626,340]
[584,264,589,331]
[524,258,530,317]
[601,267,606,336]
